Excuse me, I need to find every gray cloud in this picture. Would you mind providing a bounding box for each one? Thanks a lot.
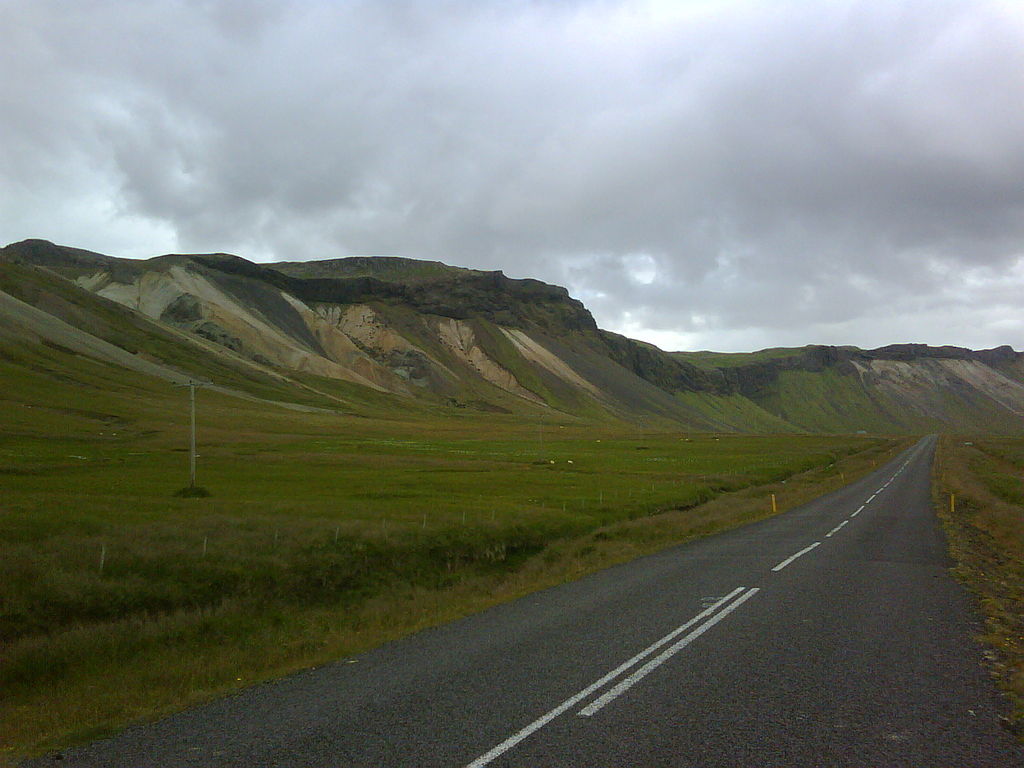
[2,0,1023,351]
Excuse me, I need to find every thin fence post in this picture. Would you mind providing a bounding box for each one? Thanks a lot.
[189,383,197,488]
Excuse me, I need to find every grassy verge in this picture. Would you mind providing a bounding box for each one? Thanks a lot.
[933,435,1024,737]
[1,414,902,761]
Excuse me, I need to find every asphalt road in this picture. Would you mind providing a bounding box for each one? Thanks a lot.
[33,436,1024,766]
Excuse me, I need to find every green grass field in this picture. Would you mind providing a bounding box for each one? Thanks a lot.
[0,338,900,759]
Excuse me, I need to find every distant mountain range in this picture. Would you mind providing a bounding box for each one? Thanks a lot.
[3,237,1024,433]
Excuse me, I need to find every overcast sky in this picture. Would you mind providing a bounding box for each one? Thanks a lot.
[2,0,1023,352]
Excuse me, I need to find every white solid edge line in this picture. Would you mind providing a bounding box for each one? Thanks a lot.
[825,520,849,538]
[463,587,747,768]
[771,541,821,572]
[578,588,761,717]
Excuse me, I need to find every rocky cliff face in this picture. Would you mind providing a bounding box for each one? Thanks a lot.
[198,252,599,334]
[598,331,723,394]
[671,344,1024,403]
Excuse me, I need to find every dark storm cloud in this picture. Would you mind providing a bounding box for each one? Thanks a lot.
[2,0,1023,350]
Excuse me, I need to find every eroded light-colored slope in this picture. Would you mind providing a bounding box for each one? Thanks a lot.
[74,265,576,404]
[437,318,545,404]
[936,359,1024,416]
[501,328,602,398]
[278,294,414,393]
[77,267,398,392]
[0,287,327,412]
[854,358,1024,417]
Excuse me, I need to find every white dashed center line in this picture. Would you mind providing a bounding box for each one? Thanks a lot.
[825,520,849,538]
[465,587,752,767]
[771,541,821,572]
[578,588,761,717]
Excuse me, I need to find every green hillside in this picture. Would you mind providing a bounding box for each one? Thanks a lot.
[4,238,1024,434]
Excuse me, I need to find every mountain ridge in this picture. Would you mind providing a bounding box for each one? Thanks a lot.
[3,238,1023,434]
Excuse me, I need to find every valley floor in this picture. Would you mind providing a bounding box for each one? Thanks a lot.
[15,438,1024,767]
[0,373,896,758]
